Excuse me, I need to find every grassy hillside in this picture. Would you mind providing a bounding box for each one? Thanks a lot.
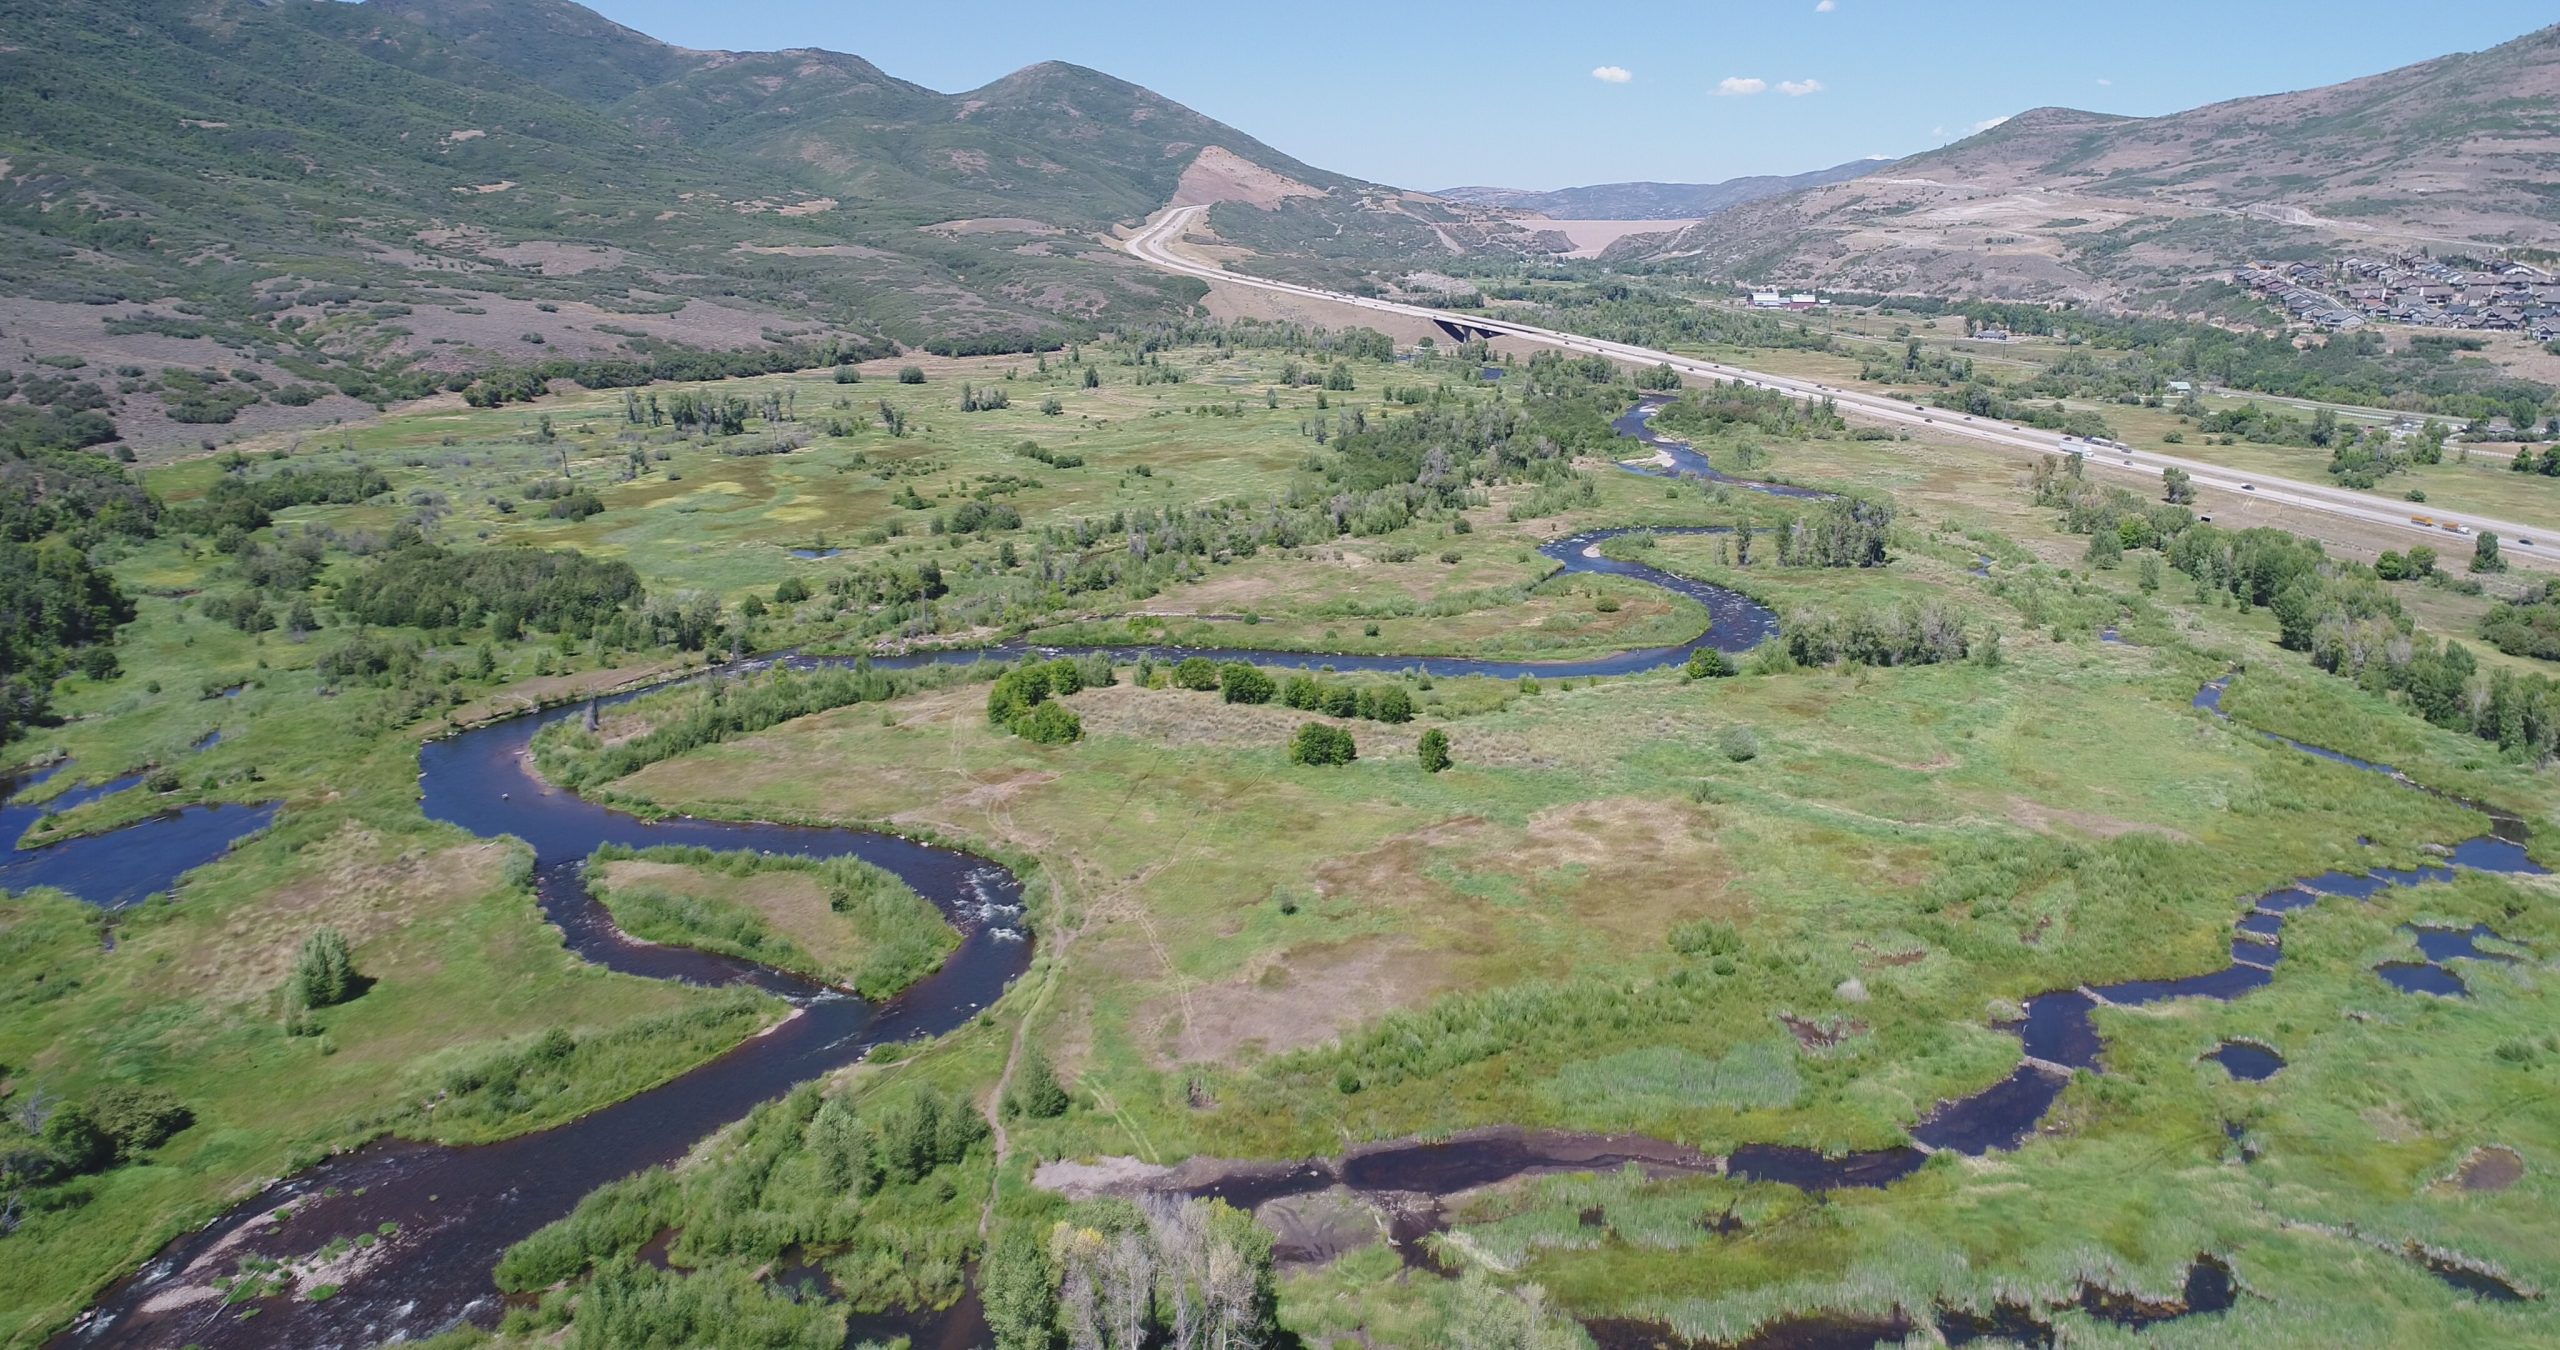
[0,0,1420,455]
[1626,24,2560,303]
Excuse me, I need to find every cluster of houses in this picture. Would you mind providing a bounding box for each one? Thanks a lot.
[2238,256,2560,340]
[1748,290,1830,312]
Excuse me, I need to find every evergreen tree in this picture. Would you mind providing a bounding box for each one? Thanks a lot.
[292,927,357,1008]
[1008,1045,1072,1118]
[1417,728,1452,773]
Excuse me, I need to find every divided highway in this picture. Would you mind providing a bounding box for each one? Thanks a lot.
[1124,204,2548,559]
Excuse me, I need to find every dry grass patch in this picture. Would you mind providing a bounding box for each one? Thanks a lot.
[178,822,514,1000]
[1508,797,1748,939]
[1147,935,1459,1066]
[1071,686,1425,756]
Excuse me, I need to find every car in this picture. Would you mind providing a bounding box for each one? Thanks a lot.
[2522,538,2538,547]
[2241,483,2256,491]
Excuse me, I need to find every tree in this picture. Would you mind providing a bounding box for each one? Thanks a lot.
[293,927,357,1008]
[1217,663,1274,704]
[2408,545,2438,577]
[2162,466,2195,505]
[898,366,927,384]
[1417,728,1452,773]
[1082,365,1101,389]
[1289,723,1357,766]
[775,575,810,605]
[982,1226,1057,1350]
[1040,396,1064,416]
[2474,531,2508,574]
[1007,1045,1072,1118]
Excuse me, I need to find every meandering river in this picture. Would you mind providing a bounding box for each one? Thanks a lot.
[16,407,2537,1347]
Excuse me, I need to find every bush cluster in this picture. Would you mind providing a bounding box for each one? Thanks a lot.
[1278,674,1414,723]
[1289,722,1357,766]
[987,657,1111,743]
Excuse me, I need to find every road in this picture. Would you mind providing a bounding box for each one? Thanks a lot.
[1123,204,2550,559]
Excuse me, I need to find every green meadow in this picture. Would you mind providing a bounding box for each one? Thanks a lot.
[9,335,2560,1347]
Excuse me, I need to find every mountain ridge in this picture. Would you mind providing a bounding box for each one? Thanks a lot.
[1617,23,2560,303]
[1435,158,1883,221]
[0,0,1415,453]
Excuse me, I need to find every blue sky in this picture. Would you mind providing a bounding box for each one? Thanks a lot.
[577,1,2553,191]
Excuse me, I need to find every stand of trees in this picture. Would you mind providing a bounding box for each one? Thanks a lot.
[333,544,645,639]
[989,1197,1277,1350]
[0,541,135,744]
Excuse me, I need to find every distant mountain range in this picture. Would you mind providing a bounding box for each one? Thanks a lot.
[1615,24,2560,305]
[6,1,2555,454]
[1434,160,1883,221]
[0,0,1476,449]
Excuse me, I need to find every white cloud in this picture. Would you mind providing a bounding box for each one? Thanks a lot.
[2095,77,2112,86]
[1778,78,1825,96]
[1716,76,1768,96]
[1970,115,2013,133]
[1931,125,1946,138]
[1591,65,1633,84]
[1815,0,1836,11]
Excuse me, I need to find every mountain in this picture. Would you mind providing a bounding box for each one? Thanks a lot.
[0,0,1405,454]
[1435,159,1882,221]
[1619,24,2560,304]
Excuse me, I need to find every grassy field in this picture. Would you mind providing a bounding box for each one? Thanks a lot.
[14,330,2560,1347]
[563,392,2560,1342]
[584,845,959,999]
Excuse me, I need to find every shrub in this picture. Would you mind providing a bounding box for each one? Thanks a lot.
[87,1085,193,1159]
[1218,663,1274,704]
[1684,648,1735,679]
[1014,701,1082,745]
[986,664,1054,725]
[1668,919,1740,958]
[1289,722,1357,766]
[1718,725,1760,762]
[1357,684,1414,723]
[41,1104,113,1175]
[1417,728,1452,773]
[897,366,927,384]
[1172,656,1220,690]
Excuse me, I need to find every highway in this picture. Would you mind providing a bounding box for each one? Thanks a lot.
[1123,204,2550,560]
